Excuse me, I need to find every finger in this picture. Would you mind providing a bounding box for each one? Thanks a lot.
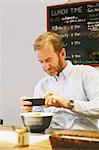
[45,96,51,105]
[20,100,32,106]
[20,96,28,101]
[42,91,55,98]
[45,96,55,106]
[45,96,61,107]
[21,106,32,112]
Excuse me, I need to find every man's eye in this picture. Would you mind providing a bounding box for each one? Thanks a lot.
[38,60,43,64]
[47,58,52,62]
[38,58,53,64]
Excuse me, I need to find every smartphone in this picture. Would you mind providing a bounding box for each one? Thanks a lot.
[24,98,45,106]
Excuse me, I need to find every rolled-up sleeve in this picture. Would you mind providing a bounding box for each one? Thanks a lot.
[71,66,99,119]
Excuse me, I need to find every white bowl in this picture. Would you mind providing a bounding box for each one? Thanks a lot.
[20,112,54,133]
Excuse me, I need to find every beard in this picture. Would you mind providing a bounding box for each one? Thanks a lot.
[43,55,64,76]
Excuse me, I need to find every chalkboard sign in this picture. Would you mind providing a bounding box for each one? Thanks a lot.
[47,0,99,66]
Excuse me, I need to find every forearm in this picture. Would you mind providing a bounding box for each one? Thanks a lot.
[71,100,99,119]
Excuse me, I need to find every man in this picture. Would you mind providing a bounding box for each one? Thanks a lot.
[21,32,99,130]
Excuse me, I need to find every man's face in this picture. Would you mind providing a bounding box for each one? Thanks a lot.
[35,43,66,76]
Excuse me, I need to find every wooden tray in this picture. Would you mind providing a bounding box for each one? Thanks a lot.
[49,129,99,150]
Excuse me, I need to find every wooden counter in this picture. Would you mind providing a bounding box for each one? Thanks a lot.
[0,125,52,150]
[0,140,52,150]
[0,125,99,150]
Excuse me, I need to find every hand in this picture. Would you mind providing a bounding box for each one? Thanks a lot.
[42,91,70,108]
[20,96,32,112]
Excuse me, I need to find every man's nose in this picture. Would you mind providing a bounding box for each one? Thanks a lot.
[43,62,50,69]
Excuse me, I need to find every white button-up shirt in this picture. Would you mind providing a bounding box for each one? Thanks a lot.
[33,61,99,130]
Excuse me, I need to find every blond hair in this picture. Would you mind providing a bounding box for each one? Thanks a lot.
[34,32,63,52]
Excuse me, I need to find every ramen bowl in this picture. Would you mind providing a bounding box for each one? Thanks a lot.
[20,112,53,133]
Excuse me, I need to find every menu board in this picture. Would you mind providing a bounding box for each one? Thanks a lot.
[47,0,99,66]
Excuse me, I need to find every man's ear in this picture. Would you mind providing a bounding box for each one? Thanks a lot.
[60,48,66,58]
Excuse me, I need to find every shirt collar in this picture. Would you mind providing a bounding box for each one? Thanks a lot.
[53,60,74,81]
[62,60,74,78]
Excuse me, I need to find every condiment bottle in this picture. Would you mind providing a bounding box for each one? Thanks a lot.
[15,127,30,147]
